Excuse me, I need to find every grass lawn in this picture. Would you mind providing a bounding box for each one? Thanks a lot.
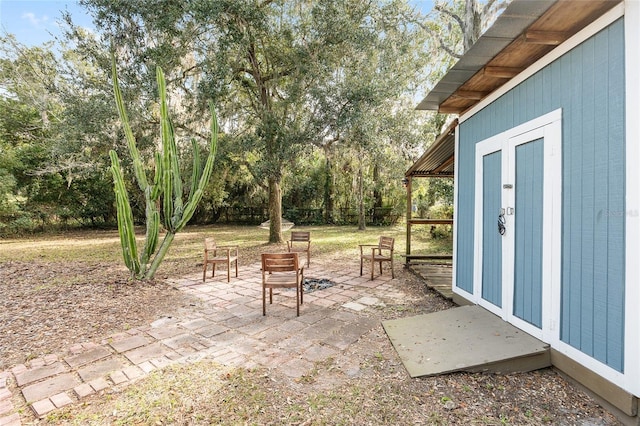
[0,223,453,276]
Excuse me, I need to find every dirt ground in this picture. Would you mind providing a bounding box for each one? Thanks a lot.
[0,260,198,371]
[0,259,624,425]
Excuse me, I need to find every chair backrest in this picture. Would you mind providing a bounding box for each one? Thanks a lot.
[290,231,310,242]
[379,236,394,251]
[204,238,217,251]
[262,252,299,273]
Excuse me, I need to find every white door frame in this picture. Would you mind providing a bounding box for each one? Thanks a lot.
[473,109,562,343]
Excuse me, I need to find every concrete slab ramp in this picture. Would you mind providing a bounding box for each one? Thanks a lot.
[382,305,550,378]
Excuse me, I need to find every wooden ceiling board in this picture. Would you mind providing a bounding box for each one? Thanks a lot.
[457,73,504,94]
[487,40,552,68]
[531,0,616,32]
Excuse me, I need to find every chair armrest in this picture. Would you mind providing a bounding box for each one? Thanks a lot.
[214,246,238,256]
[359,244,378,254]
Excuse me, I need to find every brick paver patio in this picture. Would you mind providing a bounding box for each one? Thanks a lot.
[0,258,407,423]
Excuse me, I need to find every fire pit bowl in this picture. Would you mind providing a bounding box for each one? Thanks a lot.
[302,278,336,293]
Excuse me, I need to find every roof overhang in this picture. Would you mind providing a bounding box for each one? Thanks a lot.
[405,119,457,178]
[416,0,623,114]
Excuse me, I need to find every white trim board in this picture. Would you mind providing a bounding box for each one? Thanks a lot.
[451,125,460,292]
[624,0,640,397]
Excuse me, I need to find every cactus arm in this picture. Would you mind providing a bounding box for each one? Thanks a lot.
[112,57,148,191]
[157,67,177,232]
[189,138,202,199]
[144,232,175,281]
[109,150,140,277]
[140,187,160,268]
[168,119,184,228]
[175,102,219,230]
[151,152,163,201]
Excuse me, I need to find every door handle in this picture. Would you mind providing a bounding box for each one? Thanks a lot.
[498,210,506,235]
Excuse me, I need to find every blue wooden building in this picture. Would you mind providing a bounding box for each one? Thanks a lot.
[416,0,640,421]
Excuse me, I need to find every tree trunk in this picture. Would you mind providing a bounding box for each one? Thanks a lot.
[268,176,283,243]
[357,159,366,231]
[463,0,483,52]
[464,0,476,52]
[144,231,175,280]
[323,151,335,224]
[372,163,383,225]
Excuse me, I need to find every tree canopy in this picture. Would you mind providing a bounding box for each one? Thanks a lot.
[0,0,499,238]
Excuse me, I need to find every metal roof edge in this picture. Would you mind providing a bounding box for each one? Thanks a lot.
[405,118,458,177]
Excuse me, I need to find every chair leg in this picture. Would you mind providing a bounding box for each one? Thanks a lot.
[360,257,363,276]
[390,260,394,278]
[370,259,374,280]
[234,259,238,277]
[262,285,266,316]
[379,261,383,275]
[226,259,230,282]
[202,263,207,282]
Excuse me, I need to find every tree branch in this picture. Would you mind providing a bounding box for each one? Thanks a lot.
[409,17,462,59]
[434,4,464,33]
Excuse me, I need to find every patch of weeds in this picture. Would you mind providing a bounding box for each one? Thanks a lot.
[440,396,452,404]
[298,357,335,384]
[427,412,446,425]
[297,373,316,384]
[44,411,75,422]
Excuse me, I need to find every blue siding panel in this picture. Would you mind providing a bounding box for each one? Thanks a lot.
[580,37,596,356]
[605,20,625,372]
[456,18,625,372]
[514,139,544,327]
[482,152,502,307]
[592,26,610,364]
[455,124,477,294]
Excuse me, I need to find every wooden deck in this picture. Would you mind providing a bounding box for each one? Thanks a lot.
[406,262,455,301]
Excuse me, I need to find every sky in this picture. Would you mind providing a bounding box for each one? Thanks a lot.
[0,0,434,47]
[0,0,93,46]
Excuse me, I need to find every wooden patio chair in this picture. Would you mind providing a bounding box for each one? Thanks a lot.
[359,236,395,280]
[261,252,304,316]
[286,231,311,267]
[203,238,238,283]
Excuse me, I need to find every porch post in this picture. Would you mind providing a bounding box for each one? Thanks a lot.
[405,175,412,263]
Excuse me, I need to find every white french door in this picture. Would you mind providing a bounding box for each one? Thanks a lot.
[474,110,562,343]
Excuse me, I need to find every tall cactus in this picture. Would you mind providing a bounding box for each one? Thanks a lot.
[110,58,218,280]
